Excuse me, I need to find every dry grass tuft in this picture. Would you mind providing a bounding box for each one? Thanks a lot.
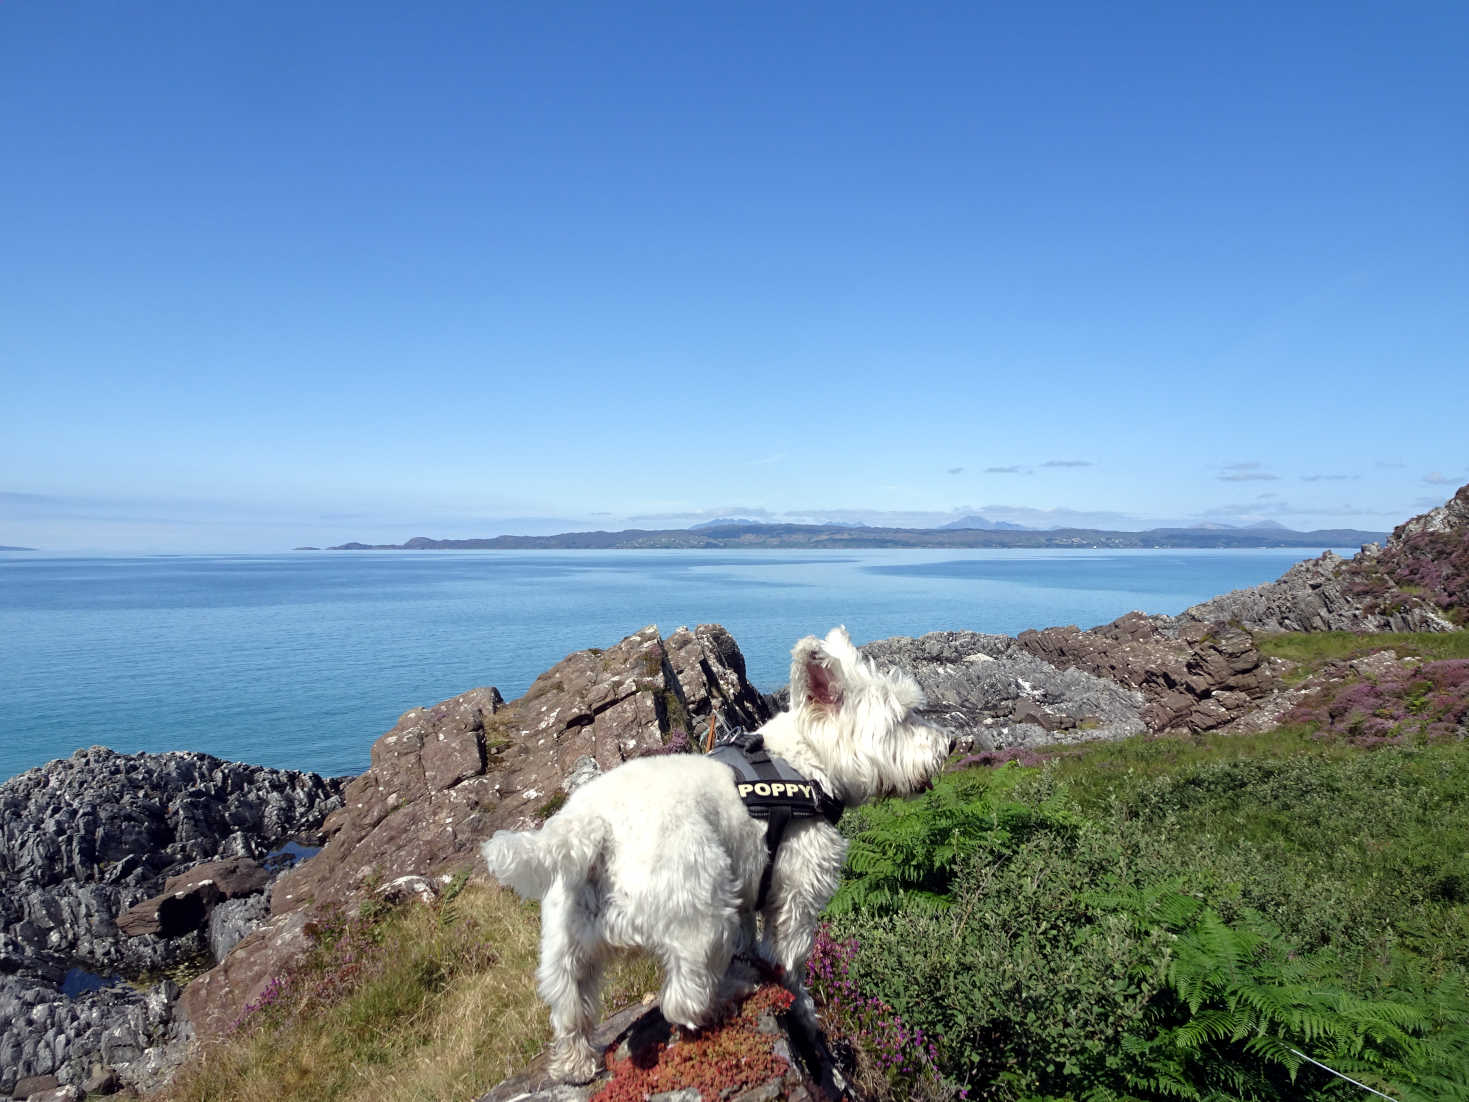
[161,879,659,1102]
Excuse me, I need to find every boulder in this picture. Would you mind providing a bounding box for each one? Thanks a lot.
[206,894,270,963]
[115,858,270,938]
[1016,613,1277,733]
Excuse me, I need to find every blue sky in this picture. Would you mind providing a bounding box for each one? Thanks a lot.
[3,1,1466,551]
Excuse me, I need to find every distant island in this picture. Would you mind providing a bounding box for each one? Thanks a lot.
[316,520,1387,551]
[0,545,36,551]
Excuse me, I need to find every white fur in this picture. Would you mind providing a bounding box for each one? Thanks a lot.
[481,627,950,1083]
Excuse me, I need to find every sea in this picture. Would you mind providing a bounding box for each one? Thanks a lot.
[0,547,1355,784]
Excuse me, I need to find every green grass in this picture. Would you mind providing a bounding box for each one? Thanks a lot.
[1256,629,1469,669]
[1043,724,1361,809]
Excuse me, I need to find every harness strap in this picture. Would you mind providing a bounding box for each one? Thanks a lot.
[756,804,792,910]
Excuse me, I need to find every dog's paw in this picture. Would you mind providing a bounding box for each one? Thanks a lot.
[550,1035,602,1084]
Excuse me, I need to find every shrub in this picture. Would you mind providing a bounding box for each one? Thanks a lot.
[592,985,795,1102]
[828,742,1469,1100]
[843,825,1163,1098]
[830,770,1073,916]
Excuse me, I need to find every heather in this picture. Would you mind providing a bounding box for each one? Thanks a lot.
[1286,657,1469,745]
[1370,529,1469,620]
[825,730,1469,1100]
[1337,486,1469,625]
[806,924,953,1100]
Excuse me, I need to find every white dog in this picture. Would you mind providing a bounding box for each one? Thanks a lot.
[482,627,951,1083]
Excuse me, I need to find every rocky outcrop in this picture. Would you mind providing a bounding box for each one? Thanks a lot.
[860,611,1279,747]
[0,748,343,1096]
[179,624,773,1041]
[860,488,1463,751]
[1017,613,1277,733]
[1397,482,1469,540]
[862,631,1148,748]
[664,623,773,735]
[1179,550,1452,633]
[1181,486,1469,633]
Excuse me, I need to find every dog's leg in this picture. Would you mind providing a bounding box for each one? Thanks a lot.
[659,929,734,1032]
[656,890,743,1032]
[538,878,605,1083]
[758,842,840,1031]
[759,896,821,1029]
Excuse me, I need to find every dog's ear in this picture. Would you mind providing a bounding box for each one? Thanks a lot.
[823,625,858,660]
[791,635,845,715]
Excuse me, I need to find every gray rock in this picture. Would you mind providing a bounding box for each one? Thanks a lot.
[206,894,269,963]
[80,1064,122,1094]
[375,875,438,904]
[13,1075,60,1099]
[1180,482,1467,635]
[28,1084,83,1101]
[862,630,1147,747]
[0,750,342,1096]
[560,755,602,795]
[1180,551,1449,633]
[116,857,270,938]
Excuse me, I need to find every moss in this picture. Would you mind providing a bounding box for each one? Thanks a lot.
[534,791,567,822]
[658,689,691,742]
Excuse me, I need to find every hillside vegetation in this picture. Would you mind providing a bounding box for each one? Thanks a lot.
[826,631,1469,1100]
[163,631,1469,1101]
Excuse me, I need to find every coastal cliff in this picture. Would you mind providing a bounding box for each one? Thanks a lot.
[3,485,1465,1099]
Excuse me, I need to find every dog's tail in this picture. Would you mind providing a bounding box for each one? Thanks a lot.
[480,817,605,902]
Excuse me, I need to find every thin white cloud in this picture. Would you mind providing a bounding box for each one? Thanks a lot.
[1219,461,1279,482]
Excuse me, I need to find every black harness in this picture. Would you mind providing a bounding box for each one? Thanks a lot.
[706,726,843,909]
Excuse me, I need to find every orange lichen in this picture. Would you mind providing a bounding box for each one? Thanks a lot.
[592,984,798,1102]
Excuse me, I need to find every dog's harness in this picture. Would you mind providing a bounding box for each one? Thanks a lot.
[706,724,843,910]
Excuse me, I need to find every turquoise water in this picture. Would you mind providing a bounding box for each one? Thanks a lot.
[0,548,1347,783]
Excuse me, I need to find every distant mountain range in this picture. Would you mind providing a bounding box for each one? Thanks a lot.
[939,515,1032,531]
[689,517,870,530]
[319,520,1387,551]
